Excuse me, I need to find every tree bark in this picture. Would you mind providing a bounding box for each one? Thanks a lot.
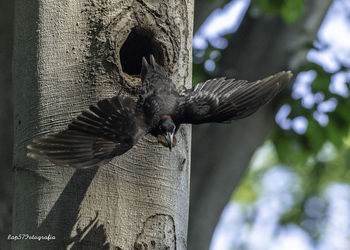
[188,1,333,249]
[0,0,14,249]
[12,0,193,249]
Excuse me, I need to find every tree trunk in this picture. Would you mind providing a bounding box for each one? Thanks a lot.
[188,1,333,249]
[12,0,193,249]
[0,0,14,249]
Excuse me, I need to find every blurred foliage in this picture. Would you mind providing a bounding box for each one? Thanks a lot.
[251,0,304,24]
[273,62,350,168]
[239,0,350,245]
[192,33,232,85]
[234,141,279,203]
[193,0,350,247]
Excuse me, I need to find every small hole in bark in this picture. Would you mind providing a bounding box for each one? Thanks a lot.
[120,28,163,76]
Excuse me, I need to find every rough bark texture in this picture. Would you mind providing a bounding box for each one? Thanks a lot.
[188,1,333,249]
[0,0,14,249]
[12,0,193,249]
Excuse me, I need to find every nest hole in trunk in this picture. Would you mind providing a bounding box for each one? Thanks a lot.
[120,28,164,76]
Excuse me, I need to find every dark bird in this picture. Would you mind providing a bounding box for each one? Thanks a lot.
[27,55,292,168]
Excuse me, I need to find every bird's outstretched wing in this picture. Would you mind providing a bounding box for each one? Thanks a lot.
[27,96,147,168]
[174,71,292,124]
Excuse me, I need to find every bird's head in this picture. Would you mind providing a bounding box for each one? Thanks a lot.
[141,54,167,82]
[158,115,176,150]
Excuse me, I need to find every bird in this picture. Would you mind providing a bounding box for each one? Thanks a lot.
[27,55,293,168]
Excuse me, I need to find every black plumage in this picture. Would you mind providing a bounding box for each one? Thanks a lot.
[27,55,292,168]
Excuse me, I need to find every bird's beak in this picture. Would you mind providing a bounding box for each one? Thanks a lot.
[165,132,174,151]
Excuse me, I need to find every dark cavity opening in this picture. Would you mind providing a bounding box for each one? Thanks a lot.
[120,28,163,76]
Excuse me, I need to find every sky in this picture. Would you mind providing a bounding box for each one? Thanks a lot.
[193,0,350,249]
[193,0,249,50]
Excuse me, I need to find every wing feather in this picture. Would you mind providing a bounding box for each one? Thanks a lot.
[27,96,148,168]
[174,71,292,124]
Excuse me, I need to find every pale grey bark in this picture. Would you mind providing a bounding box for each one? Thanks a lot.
[12,0,193,249]
[188,1,333,249]
[0,0,14,249]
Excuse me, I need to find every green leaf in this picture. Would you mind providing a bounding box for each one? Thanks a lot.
[326,116,349,149]
[251,0,304,24]
[281,0,304,24]
[280,205,303,225]
[258,0,284,12]
[311,73,331,93]
[273,130,309,165]
[305,120,326,152]
[335,99,350,123]
[233,177,259,203]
